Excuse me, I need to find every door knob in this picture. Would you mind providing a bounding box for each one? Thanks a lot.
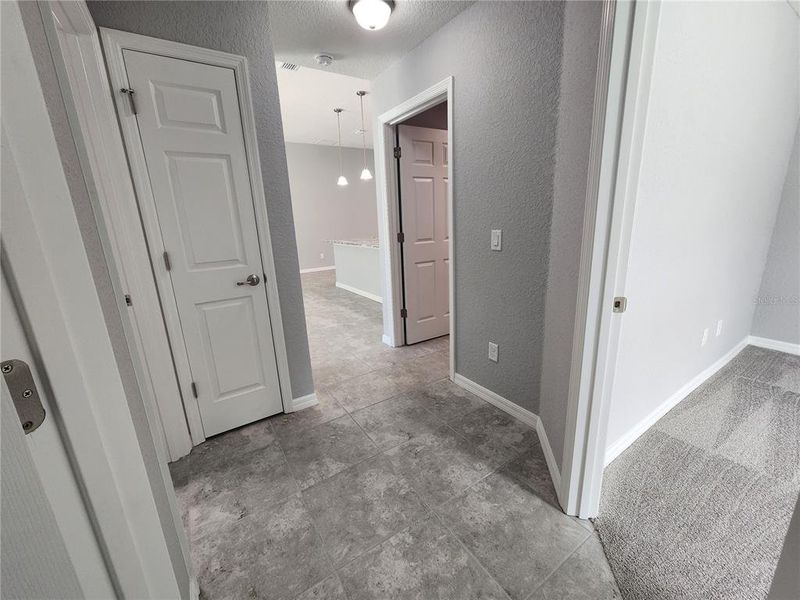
[236,274,261,287]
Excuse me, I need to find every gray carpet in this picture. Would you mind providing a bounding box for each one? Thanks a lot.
[596,346,800,600]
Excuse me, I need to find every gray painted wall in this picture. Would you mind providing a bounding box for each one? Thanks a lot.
[538,0,604,469]
[17,2,190,594]
[286,143,378,271]
[403,101,448,130]
[752,121,800,345]
[605,1,799,453]
[372,1,566,413]
[88,0,315,398]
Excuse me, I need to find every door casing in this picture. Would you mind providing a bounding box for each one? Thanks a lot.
[99,28,296,448]
[374,77,455,381]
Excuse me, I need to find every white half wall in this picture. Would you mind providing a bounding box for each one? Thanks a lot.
[605,1,799,456]
[286,143,378,271]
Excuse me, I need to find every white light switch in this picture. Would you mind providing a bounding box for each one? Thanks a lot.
[488,342,499,362]
[491,229,502,251]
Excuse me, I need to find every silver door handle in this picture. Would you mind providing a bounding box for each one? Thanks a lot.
[236,274,261,287]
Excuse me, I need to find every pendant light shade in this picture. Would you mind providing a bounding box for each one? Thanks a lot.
[334,108,348,186]
[356,91,373,181]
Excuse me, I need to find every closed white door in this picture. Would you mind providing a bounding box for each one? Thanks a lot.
[398,124,450,344]
[123,50,282,436]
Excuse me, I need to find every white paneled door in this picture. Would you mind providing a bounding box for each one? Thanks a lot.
[123,50,283,436]
[398,124,450,344]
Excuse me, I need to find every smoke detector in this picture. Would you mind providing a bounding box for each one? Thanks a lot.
[315,54,334,67]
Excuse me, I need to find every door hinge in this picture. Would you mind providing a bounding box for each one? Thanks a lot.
[394,146,402,159]
[191,382,198,398]
[120,88,138,115]
[124,294,132,307]
[163,251,172,271]
[397,231,405,243]
[613,296,627,313]
[400,308,407,318]
[1,359,46,434]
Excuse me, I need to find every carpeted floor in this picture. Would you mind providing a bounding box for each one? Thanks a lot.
[595,345,800,600]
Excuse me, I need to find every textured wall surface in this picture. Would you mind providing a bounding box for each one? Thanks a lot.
[88,1,314,398]
[752,121,800,344]
[372,1,565,413]
[538,0,604,469]
[286,143,378,271]
[606,1,799,452]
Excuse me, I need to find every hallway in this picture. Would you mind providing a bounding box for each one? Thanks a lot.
[168,272,620,599]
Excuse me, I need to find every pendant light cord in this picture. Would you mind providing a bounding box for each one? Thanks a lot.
[359,93,368,165]
[335,109,344,174]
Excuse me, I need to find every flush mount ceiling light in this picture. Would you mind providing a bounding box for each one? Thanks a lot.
[334,108,348,187]
[356,91,373,181]
[349,0,394,31]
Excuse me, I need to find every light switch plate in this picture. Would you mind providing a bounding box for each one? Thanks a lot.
[488,342,499,362]
[491,229,502,251]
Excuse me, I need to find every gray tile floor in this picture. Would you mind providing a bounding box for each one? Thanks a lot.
[170,271,620,600]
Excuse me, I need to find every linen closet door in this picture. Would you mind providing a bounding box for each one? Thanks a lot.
[123,50,282,436]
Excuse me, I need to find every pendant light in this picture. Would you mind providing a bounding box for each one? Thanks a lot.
[334,108,348,186]
[356,91,373,181]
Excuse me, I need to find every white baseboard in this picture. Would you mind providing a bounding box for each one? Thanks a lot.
[453,373,564,507]
[300,265,336,274]
[453,373,537,428]
[190,577,200,600]
[382,333,397,347]
[335,281,382,303]
[748,335,800,356]
[290,392,318,412]
[604,336,749,467]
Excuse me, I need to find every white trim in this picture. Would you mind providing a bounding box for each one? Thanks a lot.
[100,29,297,421]
[748,335,800,356]
[300,265,336,274]
[289,392,319,412]
[604,337,749,466]
[453,374,537,428]
[43,1,192,461]
[374,77,455,382]
[559,0,659,519]
[335,281,383,303]
[2,3,184,594]
[536,418,563,505]
[190,577,200,600]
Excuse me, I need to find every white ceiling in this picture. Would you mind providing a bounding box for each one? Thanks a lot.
[268,0,474,79]
[276,65,373,148]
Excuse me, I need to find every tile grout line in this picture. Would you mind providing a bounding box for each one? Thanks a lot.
[520,527,594,600]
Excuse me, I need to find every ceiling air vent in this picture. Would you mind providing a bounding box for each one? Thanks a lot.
[280,62,299,71]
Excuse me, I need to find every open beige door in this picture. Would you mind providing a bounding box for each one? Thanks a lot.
[120,49,283,437]
[398,124,450,344]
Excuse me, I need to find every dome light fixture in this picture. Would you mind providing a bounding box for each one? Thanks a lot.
[349,0,394,31]
[334,108,348,187]
[356,91,373,181]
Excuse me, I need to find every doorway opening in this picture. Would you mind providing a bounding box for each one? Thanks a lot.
[276,67,453,409]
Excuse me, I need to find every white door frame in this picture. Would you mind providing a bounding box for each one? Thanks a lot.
[2,1,188,594]
[559,0,661,518]
[39,0,192,460]
[375,77,455,380]
[100,28,296,443]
